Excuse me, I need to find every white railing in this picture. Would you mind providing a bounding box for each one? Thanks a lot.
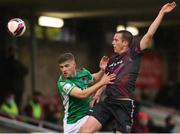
[0,113,63,132]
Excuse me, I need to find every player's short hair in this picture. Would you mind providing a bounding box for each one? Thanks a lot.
[58,53,75,64]
[116,30,133,47]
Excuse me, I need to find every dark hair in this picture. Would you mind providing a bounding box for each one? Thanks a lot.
[116,30,133,47]
[58,53,75,64]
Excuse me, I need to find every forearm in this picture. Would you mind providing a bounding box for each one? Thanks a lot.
[147,1,177,36]
[140,10,165,50]
[70,73,115,99]
[147,10,165,37]
[94,86,106,97]
[140,2,177,50]
[80,81,105,99]
[92,69,104,83]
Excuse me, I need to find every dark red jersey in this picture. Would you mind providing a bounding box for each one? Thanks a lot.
[105,38,143,98]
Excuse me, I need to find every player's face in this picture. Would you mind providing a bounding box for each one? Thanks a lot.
[59,60,76,78]
[112,33,126,54]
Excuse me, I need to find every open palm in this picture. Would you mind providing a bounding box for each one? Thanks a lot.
[99,56,109,71]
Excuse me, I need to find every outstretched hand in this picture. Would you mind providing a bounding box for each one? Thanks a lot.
[160,2,176,14]
[100,73,116,85]
[99,56,109,71]
[90,95,101,108]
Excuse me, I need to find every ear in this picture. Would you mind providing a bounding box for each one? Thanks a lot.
[123,40,129,47]
[74,62,76,67]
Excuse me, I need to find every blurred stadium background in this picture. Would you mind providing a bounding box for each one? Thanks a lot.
[0,0,180,132]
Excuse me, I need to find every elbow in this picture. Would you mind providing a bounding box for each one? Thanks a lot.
[146,33,153,40]
[70,89,91,99]
[144,33,153,45]
[140,33,154,50]
[78,92,89,99]
[80,96,88,99]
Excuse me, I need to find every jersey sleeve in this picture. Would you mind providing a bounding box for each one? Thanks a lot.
[58,80,76,95]
[130,37,143,58]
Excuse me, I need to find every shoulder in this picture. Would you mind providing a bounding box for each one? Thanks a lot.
[76,68,93,82]
[57,75,72,88]
[130,37,141,49]
[77,68,91,76]
[129,37,144,57]
[58,79,76,95]
[58,79,72,87]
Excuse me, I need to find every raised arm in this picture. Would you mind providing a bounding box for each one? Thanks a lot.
[140,2,176,50]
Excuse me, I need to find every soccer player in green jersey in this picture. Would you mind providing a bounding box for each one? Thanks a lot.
[57,53,116,133]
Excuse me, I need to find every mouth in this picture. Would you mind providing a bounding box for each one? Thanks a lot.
[63,72,68,76]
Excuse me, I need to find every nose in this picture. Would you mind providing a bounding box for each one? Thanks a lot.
[63,68,67,72]
[112,40,115,46]
[112,42,114,46]
[60,67,66,72]
[112,42,115,47]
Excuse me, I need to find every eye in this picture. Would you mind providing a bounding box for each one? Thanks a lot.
[65,64,70,68]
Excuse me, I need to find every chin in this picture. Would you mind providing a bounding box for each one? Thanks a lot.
[63,74,69,78]
[114,50,118,54]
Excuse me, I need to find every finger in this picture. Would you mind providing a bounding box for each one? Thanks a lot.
[102,55,108,59]
[110,77,116,80]
[172,2,176,5]
[109,73,116,77]
[171,2,176,7]
[91,103,94,107]
[108,82,114,84]
[90,101,95,107]
[173,2,176,7]
[109,78,116,82]
[101,56,109,62]
[101,56,106,61]
[97,98,100,103]
[109,75,115,78]
[106,72,110,75]
[103,56,109,60]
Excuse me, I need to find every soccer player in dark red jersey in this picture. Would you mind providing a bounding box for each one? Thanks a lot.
[79,2,176,133]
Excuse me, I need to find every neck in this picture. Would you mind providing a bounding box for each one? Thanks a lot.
[71,70,76,77]
[62,70,76,80]
[118,47,129,54]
